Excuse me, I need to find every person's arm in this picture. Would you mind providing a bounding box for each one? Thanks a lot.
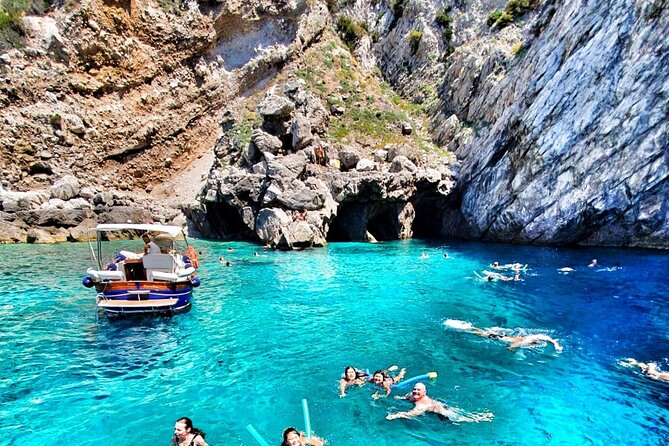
[300,432,324,446]
[194,435,209,446]
[339,379,347,397]
[386,406,427,420]
[548,338,563,352]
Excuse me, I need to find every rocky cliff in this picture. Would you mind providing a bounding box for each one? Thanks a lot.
[1,0,667,249]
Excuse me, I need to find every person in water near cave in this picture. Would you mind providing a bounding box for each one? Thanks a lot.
[444,320,563,352]
[280,427,324,446]
[620,358,669,382]
[370,366,407,399]
[339,366,368,397]
[386,382,493,422]
[169,417,208,446]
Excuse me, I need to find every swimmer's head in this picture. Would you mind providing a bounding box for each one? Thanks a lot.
[411,382,427,398]
[372,371,385,384]
[344,366,357,381]
[493,262,499,267]
[282,427,301,446]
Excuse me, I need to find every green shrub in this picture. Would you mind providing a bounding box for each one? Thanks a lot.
[435,9,453,28]
[407,29,422,53]
[336,15,366,49]
[487,10,514,29]
[505,0,537,16]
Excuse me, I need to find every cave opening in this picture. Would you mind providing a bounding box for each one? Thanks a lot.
[327,202,410,242]
[204,202,250,239]
[411,195,449,239]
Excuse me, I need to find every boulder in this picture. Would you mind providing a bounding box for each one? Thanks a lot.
[252,128,283,155]
[291,113,313,150]
[0,220,27,243]
[258,93,295,119]
[51,175,81,200]
[389,156,418,173]
[356,159,376,172]
[255,208,291,247]
[338,148,361,170]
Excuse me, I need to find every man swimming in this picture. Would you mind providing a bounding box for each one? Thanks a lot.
[386,383,493,422]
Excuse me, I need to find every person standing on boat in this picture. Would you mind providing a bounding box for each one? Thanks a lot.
[169,417,209,446]
[142,233,160,255]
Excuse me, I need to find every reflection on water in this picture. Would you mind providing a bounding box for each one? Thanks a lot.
[0,240,668,445]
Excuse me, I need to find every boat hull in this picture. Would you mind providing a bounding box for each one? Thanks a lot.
[95,281,193,317]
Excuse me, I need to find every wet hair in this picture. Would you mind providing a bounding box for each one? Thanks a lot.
[343,366,366,381]
[175,417,206,440]
[372,369,388,380]
[281,427,300,446]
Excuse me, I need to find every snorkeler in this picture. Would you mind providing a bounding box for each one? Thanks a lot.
[444,320,563,352]
[386,382,493,422]
[620,358,669,382]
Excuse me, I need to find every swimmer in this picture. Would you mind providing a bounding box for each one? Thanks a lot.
[588,259,598,268]
[492,261,500,269]
[370,366,407,399]
[169,417,208,446]
[443,253,449,259]
[339,366,368,397]
[386,382,493,422]
[620,358,669,382]
[280,427,324,446]
[481,271,520,282]
[219,256,225,263]
[253,252,259,257]
[444,320,563,352]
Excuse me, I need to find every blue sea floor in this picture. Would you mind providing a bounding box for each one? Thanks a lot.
[0,239,668,445]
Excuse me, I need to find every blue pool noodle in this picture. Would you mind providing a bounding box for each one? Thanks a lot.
[302,398,312,440]
[246,424,270,446]
[392,372,438,389]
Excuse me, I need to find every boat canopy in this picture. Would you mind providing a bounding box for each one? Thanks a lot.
[88,223,186,238]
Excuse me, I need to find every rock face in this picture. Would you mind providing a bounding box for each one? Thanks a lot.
[341,0,669,248]
[429,0,669,248]
[1,0,668,249]
[192,78,454,249]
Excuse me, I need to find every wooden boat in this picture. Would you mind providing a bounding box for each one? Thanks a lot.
[82,223,201,317]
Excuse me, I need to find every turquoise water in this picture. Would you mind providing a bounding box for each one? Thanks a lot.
[1,240,668,445]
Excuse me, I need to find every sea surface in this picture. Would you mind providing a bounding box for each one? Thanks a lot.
[0,239,668,446]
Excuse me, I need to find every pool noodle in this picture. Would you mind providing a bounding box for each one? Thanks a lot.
[392,372,438,389]
[246,424,270,446]
[302,398,312,440]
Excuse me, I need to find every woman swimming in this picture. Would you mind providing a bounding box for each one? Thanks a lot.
[369,366,407,399]
[339,366,368,397]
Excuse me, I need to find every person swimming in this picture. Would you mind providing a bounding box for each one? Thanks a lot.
[369,366,407,399]
[386,382,493,423]
[444,320,563,352]
[620,358,669,382]
[339,366,368,397]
